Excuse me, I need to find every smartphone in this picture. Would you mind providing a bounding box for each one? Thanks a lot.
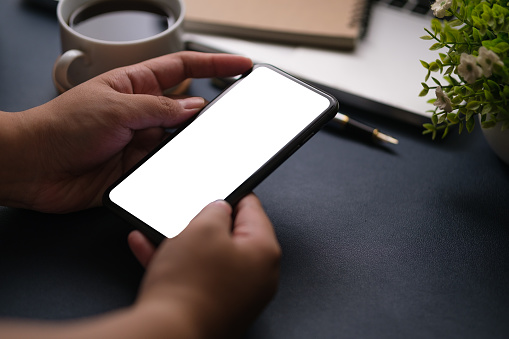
[103,64,339,243]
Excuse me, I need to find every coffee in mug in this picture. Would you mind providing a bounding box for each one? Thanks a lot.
[53,0,185,93]
[69,1,176,42]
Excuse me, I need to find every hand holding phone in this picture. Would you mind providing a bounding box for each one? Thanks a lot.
[104,64,339,243]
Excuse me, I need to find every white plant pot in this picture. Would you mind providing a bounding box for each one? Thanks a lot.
[480,119,509,165]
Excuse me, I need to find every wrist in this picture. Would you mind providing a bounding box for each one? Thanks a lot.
[131,300,204,339]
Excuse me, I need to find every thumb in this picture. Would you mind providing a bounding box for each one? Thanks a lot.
[122,95,206,130]
[183,200,234,237]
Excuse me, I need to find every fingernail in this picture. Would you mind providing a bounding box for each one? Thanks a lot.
[211,200,232,214]
[177,97,205,111]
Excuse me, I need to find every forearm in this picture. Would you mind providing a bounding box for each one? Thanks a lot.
[0,106,58,209]
[0,110,33,208]
[0,304,202,339]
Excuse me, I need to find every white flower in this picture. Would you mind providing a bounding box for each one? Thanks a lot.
[477,46,504,78]
[433,86,453,112]
[457,53,483,84]
[431,0,453,18]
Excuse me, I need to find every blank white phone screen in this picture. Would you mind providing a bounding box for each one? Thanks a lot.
[109,66,331,238]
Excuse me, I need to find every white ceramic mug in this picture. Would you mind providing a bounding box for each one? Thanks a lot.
[53,0,185,92]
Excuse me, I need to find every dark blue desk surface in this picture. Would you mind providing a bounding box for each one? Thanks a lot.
[1,1,509,338]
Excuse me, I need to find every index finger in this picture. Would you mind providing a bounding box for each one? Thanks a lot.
[141,51,253,90]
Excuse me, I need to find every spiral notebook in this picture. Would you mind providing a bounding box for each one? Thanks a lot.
[183,0,369,50]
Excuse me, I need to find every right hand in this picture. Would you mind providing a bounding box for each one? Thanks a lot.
[128,193,281,338]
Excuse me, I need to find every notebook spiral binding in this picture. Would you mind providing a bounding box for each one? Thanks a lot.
[349,0,368,27]
[355,0,376,39]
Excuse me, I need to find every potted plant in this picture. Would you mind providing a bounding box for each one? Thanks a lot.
[420,0,509,162]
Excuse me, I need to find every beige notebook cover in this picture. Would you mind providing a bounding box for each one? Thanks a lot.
[184,0,368,50]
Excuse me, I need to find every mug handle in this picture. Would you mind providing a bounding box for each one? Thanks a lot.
[52,49,86,93]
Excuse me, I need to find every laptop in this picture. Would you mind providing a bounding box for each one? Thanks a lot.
[184,0,440,125]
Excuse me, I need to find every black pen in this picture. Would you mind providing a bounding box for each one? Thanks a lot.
[330,113,399,145]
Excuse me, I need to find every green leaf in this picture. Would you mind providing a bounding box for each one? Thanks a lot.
[439,32,446,44]
[450,76,461,86]
[484,90,494,101]
[435,59,443,71]
[449,19,463,27]
[431,114,439,125]
[420,60,430,69]
[444,75,454,85]
[472,27,481,42]
[496,42,509,53]
[465,109,474,121]
[445,31,457,43]
[423,123,435,130]
[481,4,494,27]
[442,125,450,138]
[472,16,488,35]
[445,66,454,76]
[431,76,442,86]
[459,4,467,22]
[420,35,433,40]
[466,101,481,110]
[452,95,463,105]
[430,43,444,51]
[482,104,493,114]
[431,19,442,34]
[487,80,500,92]
[466,116,476,132]
[493,62,505,76]
[447,113,460,124]
[419,88,429,97]
[482,120,497,128]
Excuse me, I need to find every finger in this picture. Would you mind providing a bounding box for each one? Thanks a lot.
[232,194,279,248]
[133,51,253,91]
[127,230,156,268]
[183,200,233,238]
[232,194,281,296]
[119,95,206,131]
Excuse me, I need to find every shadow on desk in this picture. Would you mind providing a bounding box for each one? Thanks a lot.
[0,207,142,320]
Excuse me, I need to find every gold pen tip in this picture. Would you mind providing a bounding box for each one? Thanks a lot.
[377,132,399,145]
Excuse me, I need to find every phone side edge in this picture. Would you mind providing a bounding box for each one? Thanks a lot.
[225,89,339,207]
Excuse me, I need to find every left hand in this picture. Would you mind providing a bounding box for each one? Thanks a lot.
[1,52,252,213]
